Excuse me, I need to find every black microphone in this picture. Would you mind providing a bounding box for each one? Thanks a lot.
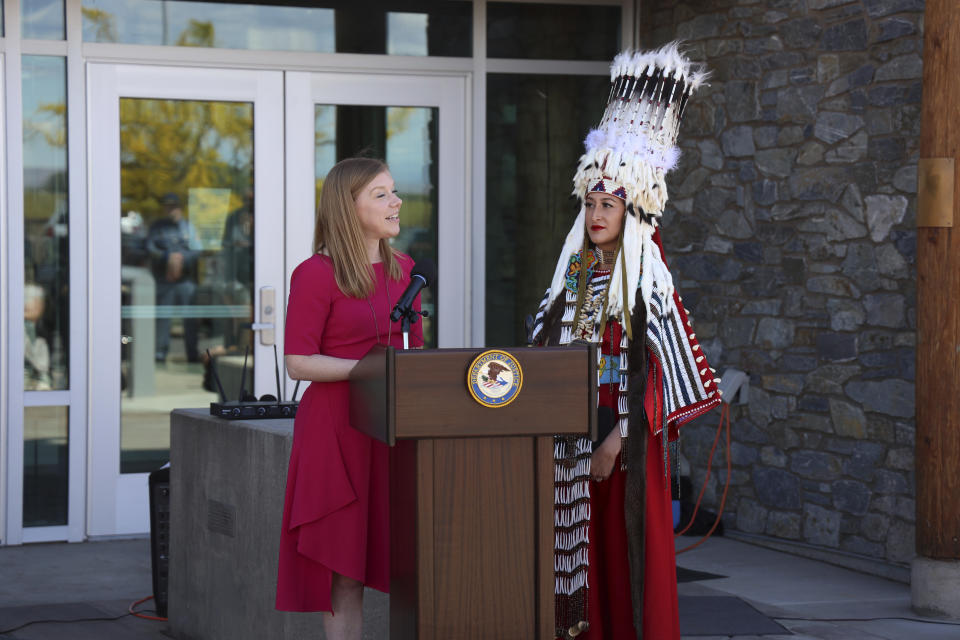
[390,258,436,322]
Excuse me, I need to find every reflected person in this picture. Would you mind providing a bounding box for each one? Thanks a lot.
[146,192,202,363]
[24,283,52,391]
[220,191,254,352]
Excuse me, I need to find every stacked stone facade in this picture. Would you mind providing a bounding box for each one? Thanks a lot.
[641,0,922,564]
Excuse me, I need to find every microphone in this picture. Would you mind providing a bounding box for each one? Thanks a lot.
[390,259,436,322]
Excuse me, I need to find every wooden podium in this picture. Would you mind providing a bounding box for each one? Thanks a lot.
[350,345,597,640]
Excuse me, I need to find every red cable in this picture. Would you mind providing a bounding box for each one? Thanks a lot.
[675,401,725,536]
[675,402,732,554]
[129,595,167,622]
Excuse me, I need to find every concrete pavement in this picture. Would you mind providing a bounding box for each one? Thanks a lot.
[675,537,960,640]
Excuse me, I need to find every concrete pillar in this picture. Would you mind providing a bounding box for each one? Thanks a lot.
[912,558,960,618]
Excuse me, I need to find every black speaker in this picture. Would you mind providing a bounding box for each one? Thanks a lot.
[148,466,171,618]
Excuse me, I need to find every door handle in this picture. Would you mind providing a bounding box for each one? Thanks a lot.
[257,286,276,346]
[121,335,133,345]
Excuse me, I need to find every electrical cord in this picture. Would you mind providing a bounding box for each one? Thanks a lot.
[0,595,166,634]
[675,402,732,554]
[0,611,130,635]
[129,595,167,621]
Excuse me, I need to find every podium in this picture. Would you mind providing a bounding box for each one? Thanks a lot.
[350,345,597,640]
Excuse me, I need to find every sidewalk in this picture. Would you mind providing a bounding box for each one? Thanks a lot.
[0,539,165,640]
[1,535,958,639]
[675,537,960,640]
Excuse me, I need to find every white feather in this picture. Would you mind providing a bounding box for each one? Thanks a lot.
[639,225,656,316]
[623,212,643,314]
[584,128,606,151]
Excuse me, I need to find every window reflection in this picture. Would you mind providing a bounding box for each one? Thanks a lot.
[387,12,428,56]
[315,104,439,346]
[487,2,621,61]
[485,73,609,347]
[22,0,65,40]
[120,98,254,473]
[23,55,69,391]
[82,1,471,56]
[24,406,69,527]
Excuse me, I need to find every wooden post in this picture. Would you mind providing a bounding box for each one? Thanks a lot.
[913,0,960,619]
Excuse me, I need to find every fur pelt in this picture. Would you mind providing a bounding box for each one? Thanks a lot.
[540,286,650,639]
[624,294,649,640]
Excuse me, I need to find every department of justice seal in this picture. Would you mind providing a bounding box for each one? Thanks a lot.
[467,349,523,408]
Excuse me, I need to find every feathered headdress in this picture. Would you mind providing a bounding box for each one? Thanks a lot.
[545,43,709,336]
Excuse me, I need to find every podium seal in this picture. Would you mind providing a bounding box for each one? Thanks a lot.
[467,349,523,408]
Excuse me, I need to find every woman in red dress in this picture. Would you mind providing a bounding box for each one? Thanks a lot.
[531,45,720,639]
[276,157,421,640]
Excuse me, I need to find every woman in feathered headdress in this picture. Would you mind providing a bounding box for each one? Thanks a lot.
[530,44,721,640]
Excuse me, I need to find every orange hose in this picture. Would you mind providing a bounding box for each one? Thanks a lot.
[676,402,732,554]
[129,595,168,622]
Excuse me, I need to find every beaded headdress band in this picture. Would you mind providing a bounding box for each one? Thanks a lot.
[546,43,708,332]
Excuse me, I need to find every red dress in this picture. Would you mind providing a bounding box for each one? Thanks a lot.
[276,253,421,612]
[583,317,680,639]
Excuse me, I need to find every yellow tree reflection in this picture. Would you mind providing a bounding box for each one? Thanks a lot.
[120,98,253,220]
[81,7,117,42]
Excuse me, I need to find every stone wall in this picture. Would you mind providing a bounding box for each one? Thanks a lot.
[640,0,922,564]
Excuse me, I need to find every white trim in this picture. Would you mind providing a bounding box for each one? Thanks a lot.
[81,42,474,74]
[115,472,149,535]
[22,525,70,543]
[251,71,286,397]
[0,49,7,545]
[20,40,67,56]
[85,62,120,539]
[65,0,86,543]
[450,76,472,348]
[3,0,24,547]
[471,0,487,348]
[24,390,71,406]
[282,71,312,404]
[624,0,637,50]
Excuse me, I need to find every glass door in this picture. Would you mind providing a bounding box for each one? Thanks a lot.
[284,71,468,364]
[87,65,284,536]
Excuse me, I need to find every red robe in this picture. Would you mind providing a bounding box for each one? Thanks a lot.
[582,326,680,640]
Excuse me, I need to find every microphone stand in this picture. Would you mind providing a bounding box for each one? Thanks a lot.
[396,307,429,350]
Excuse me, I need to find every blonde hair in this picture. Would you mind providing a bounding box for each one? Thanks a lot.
[313,158,402,298]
